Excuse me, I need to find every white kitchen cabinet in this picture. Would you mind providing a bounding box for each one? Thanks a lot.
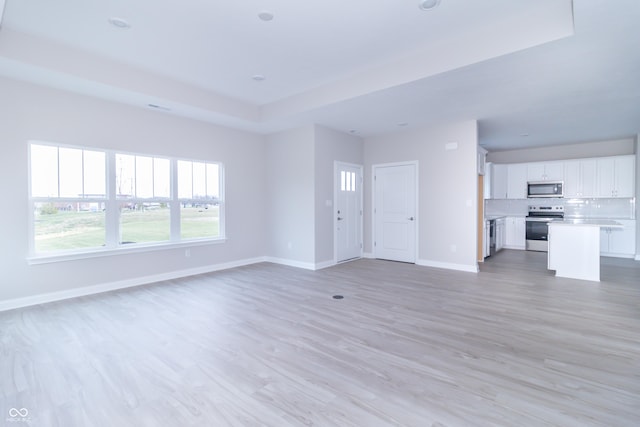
[544,162,565,181]
[496,218,506,252]
[491,155,634,201]
[492,164,508,199]
[505,217,526,249]
[483,162,492,199]
[490,163,531,199]
[564,159,597,198]
[597,156,635,198]
[600,219,636,257]
[507,164,527,199]
[527,161,564,181]
[563,160,579,197]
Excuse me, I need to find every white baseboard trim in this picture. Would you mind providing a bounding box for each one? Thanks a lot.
[363,252,374,259]
[0,257,266,312]
[635,254,640,261]
[315,260,336,270]
[417,259,479,273]
[263,257,317,270]
[263,257,338,271]
[601,253,636,259]
[1,253,488,312]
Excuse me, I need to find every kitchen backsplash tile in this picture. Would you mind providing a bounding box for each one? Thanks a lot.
[484,199,528,217]
[485,198,635,219]
[562,198,636,219]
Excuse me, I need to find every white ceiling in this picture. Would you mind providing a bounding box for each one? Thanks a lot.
[0,0,639,151]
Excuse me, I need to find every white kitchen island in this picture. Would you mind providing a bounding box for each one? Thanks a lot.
[548,220,623,281]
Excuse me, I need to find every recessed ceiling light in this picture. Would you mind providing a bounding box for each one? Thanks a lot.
[397,122,409,127]
[108,17,131,29]
[252,74,266,82]
[349,129,357,134]
[258,11,274,21]
[418,0,441,11]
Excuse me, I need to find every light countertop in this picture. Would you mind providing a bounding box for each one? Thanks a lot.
[549,219,623,228]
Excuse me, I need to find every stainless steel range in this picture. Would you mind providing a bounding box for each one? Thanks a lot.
[525,205,564,252]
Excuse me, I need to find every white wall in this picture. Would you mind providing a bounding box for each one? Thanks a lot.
[486,138,635,163]
[364,121,479,272]
[313,125,364,265]
[264,124,364,268]
[265,126,316,266]
[0,77,267,302]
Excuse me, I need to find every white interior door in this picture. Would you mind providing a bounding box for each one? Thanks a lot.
[374,163,417,263]
[336,162,363,263]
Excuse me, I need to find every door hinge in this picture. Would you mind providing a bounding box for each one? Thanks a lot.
[374,241,376,247]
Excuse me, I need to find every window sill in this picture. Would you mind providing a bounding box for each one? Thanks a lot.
[27,238,227,265]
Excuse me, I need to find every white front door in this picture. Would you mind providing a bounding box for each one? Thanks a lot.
[335,162,363,263]
[374,163,417,263]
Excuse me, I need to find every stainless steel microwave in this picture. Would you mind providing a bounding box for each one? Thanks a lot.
[527,181,563,198]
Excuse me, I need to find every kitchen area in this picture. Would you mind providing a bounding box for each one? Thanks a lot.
[480,152,637,278]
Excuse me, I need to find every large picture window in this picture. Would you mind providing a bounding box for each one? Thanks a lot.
[29,142,224,258]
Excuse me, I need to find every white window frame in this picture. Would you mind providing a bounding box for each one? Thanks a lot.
[28,141,226,264]
[175,158,225,242]
[114,152,173,246]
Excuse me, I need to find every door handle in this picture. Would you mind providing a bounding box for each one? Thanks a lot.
[408,217,414,221]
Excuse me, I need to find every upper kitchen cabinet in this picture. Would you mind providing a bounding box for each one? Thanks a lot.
[491,164,508,199]
[597,155,635,198]
[507,163,527,199]
[564,159,597,198]
[490,163,526,199]
[527,161,564,181]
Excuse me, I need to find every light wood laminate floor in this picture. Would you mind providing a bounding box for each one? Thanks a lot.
[1,250,639,426]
